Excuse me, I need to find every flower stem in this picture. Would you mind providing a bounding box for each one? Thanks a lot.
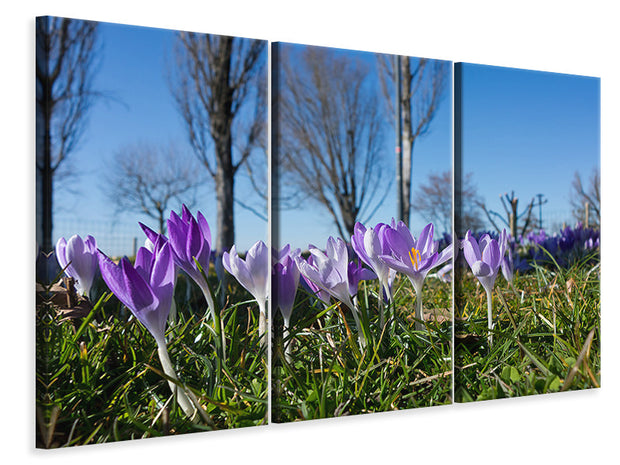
[283,315,292,363]
[193,257,226,360]
[415,295,424,331]
[257,300,267,349]
[486,289,493,346]
[156,340,197,421]
[410,281,425,331]
[351,297,367,350]
[204,288,226,361]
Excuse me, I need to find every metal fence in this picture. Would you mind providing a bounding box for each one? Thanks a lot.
[51,209,586,259]
[53,217,141,258]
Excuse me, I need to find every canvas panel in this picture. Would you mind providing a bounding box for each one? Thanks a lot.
[35,17,268,447]
[453,63,601,402]
[271,42,454,422]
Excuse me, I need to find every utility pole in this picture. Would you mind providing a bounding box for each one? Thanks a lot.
[536,193,547,232]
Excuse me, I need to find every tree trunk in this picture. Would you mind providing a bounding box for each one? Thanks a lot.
[210,37,236,254]
[37,16,54,254]
[214,146,235,254]
[158,208,166,235]
[340,203,357,240]
[41,92,53,254]
[400,57,413,227]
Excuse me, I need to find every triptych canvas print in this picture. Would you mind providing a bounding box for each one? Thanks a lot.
[35,16,600,448]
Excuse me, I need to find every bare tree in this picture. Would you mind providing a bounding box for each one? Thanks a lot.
[477,191,538,237]
[378,56,449,226]
[104,143,203,234]
[170,32,266,253]
[414,171,484,234]
[277,46,390,239]
[570,169,600,227]
[36,17,100,252]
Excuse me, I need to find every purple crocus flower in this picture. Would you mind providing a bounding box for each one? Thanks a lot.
[347,260,377,297]
[272,245,301,323]
[55,234,98,297]
[222,240,270,339]
[274,255,300,325]
[501,242,514,284]
[380,222,453,330]
[295,237,355,312]
[98,239,196,419]
[295,237,368,348]
[140,222,181,322]
[461,229,507,295]
[273,253,300,362]
[98,238,174,347]
[435,262,453,283]
[166,205,215,315]
[139,222,167,252]
[351,222,393,302]
[461,229,508,344]
[299,254,331,307]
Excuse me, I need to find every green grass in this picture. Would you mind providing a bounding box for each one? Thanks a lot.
[272,276,453,422]
[36,245,599,444]
[36,272,267,448]
[454,251,600,402]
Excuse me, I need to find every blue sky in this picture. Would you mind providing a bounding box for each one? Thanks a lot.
[52,22,599,256]
[459,63,600,232]
[54,24,453,255]
[53,21,268,256]
[276,43,452,251]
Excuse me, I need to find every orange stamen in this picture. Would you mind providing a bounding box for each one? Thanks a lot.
[409,247,421,270]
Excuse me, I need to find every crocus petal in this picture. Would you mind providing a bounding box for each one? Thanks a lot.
[347,261,378,296]
[482,239,501,271]
[84,235,97,254]
[120,258,159,315]
[222,249,231,272]
[99,252,162,337]
[139,223,163,247]
[378,254,414,277]
[181,204,192,223]
[479,234,493,251]
[55,237,68,270]
[63,235,98,296]
[471,260,492,277]
[416,254,439,274]
[275,244,291,262]
[462,232,481,268]
[168,211,189,262]
[299,255,331,305]
[223,242,270,305]
[98,252,130,304]
[98,247,173,345]
[395,221,416,249]
[501,256,513,283]
[227,251,255,294]
[149,242,176,290]
[416,222,435,255]
[196,211,212,246]
[134,247,154,283]
[351,222,370,264]
[295,251,353,311]
[435,242,453,268]
[274,256,300,322]
[245,240,269,302]
[384,227,411,259]
[436,263,452,283]
[186,217,207,265]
